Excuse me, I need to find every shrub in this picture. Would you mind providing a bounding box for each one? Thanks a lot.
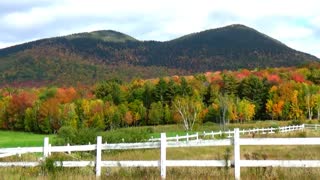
[41,155,63,174]
[55,126,99,145]
[102,128,150,143]
[74,128,99,144]
[56,126,76,145]
[270,122,279,129]
[290,119,305,125]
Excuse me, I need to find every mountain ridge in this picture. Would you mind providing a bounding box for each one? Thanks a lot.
[0,24,318,86]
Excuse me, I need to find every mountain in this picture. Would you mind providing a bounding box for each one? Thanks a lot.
[66,30,138,42]
[0,24,318,86]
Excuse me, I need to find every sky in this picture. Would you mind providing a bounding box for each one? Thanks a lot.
[0,0,319,58]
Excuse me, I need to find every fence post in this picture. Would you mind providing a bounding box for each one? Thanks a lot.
[96,136,102,177]
[67,143,71,154]
[196,132,199,141]
[234,128,240,180]
[18,147,21,157]
[43,137,49,158]
[186,133,189,142]
[161,133,166,179]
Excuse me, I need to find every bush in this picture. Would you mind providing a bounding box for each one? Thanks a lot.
[270,122,279,129]
[55,126,99,145]
[290,119,305,125]
[74,128,99,144]
[203,121,216,126]
[56,126,76,145]
[41,155,63,174]
[102,128,150,143]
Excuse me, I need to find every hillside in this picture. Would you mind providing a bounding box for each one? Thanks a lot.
[0,24,318,86]
[66,30,138,42]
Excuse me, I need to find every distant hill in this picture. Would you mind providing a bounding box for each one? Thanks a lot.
[0,24,318,86]
[66,30,138,42]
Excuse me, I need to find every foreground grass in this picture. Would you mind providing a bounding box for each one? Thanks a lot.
[0,131,56,148]
[0,166,319,180]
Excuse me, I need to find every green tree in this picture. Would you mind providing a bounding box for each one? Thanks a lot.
[148,101,164,125]
[128,100,147,125]
[238,75,269,119]
[24,107,38,132]
[163,104,173,124]
[238,99,255,123]
[59,103,78,129]
[179,77,193,96]
[94,80,125,105]
[142,82,154,108]
[221,73,238,95]
[153,78,168,103]
[165,79,180,104]
[203,84,220,105]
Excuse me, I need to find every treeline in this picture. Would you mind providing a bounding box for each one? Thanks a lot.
[1,64,320,134]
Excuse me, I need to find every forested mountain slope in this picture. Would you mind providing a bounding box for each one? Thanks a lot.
[0,24,318,86]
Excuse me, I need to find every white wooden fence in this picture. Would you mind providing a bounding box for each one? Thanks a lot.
[149,124,307,142]
[1,125,320,179]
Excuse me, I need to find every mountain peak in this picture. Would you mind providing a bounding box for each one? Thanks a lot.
[225,24,250,28]
[65,30,138,43]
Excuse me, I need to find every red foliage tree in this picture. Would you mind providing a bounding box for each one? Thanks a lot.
[6,91,37,130]
[267,74,281,84]
[55,87,78,103]
[291,73,305,83]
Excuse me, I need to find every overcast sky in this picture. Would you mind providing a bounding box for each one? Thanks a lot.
[0,0,319,57]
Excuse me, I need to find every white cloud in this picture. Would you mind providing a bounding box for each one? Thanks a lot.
[270,25,314,40]
[3,7,55,28]
[0,0,319,57]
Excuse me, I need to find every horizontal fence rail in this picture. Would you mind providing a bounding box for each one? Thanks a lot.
[240,160,320,167]
[148,124,307,142]
[1,124,320,179]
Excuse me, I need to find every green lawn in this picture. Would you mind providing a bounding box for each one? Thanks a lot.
[0,130,56,148]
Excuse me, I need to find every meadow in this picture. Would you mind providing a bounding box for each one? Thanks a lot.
[1,121,320,179]
[0,131,56,148]
[0,120,295,147]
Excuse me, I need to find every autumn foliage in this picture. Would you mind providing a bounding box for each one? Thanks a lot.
[1,65,320,133]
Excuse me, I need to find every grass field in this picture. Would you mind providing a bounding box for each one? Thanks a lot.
[0,131,56,148]
[0,119,315,147]
[1,129,320,179]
